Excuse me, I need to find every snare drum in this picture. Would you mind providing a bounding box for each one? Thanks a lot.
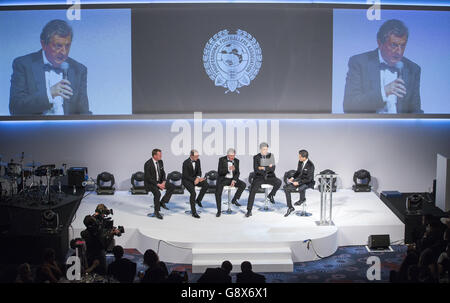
[7,163,22,177]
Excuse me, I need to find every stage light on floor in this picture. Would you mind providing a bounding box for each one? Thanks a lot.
[352,169,372,192]
[406,194,424,215]
[167,171,184,194]
[40,209,60,234]
[96,171,116,195]
[130,171,147,195]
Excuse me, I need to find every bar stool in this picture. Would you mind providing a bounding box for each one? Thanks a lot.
[258,184,274,212]
[295,188,312,217]
[185,186,203,215]
[221,185,238,215]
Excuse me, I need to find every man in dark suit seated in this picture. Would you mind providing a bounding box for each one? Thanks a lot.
[236,261,266,283]
[9,19,90,116]
[144,148,175,220]
[182,149,208,219]
[246,142,282,218]
[107,245,137,283]
[215,148,246,217]
[284,149,315,217]
[197,260,233,283]
[343,19,422,114]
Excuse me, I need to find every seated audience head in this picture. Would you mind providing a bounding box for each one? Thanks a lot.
[221,260,232,275]
[259,142,269,155]
[418,248,435,268]
[241,261,252,273]
[112,245,124,260]
[16,263,32,283]
[43,248,56,263]
[143,249,159,268]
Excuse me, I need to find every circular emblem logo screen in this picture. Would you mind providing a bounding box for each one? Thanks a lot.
[203,29,262,94]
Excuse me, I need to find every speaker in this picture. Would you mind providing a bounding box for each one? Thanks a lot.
[368,234,390,250]
[68,167,87,188]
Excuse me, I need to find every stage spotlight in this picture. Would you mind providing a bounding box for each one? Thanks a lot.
[352,169,372,192]
[205,170,218,193]
[318,169,337,192]
[96,172,116,195]
[283,170,297,185]
[130,171,147,195]
[406,194,424,215]
[40,209,60,234]
[167,171,184,194]
[248,172,265,193]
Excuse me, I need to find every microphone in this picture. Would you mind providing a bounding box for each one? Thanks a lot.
[60,62,69,80]
[395,61,404,80]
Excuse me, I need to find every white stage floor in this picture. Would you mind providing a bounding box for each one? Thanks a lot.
[71,189,404,273]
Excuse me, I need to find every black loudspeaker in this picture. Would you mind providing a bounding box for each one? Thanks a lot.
[68,167,87,188]
[368,234,390,250]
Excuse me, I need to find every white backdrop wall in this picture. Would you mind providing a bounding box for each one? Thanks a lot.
[1,118,449,194]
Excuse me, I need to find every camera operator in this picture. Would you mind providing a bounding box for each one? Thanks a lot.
[80,204,124,275]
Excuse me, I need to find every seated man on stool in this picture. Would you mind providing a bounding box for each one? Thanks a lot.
[215,148,246,217]
[182,149,208,219]
[246,142,282,217]
[284,149,315,217]
[144,148,175,220]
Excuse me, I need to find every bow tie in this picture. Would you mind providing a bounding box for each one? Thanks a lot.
[379,62,398,73]
[43,63,63,74]
[227,160,233,163]
[191,160,196,163]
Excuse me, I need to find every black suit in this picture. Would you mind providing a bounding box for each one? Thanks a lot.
[215,156,246,212]
[247,153,282,211]
[144,158,175,212]
[284,159,315,208]
[9,50,91,115]
[197,267,232,283]
[182,158,208,214]
[236,271,266,283]
[343,49,422,113]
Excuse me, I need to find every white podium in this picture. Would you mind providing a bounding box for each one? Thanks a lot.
[436,154,450,212]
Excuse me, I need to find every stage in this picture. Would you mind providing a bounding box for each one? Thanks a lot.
[71,188,404,273]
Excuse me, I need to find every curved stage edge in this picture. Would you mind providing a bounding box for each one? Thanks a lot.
[71,189,404,273]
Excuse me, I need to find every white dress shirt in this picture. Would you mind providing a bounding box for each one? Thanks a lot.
[378,50,398,114]
[43,51,64,115]
[226,157,234,179]
[153,159,160,182]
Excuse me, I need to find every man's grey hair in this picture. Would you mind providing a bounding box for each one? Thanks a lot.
[40,19,73,45]
[190,149,199,156]
[227,148,236,155]
[377,19,409,44]
[259,142,269,149]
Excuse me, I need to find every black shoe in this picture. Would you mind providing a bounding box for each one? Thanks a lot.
[232,200,241,207]
[245,210,252,217]
[192,212,200,219]
[268,195,275,204]
[284,207,295,217]
[196,201,203,208]
[161,203,169,210]
[155,212,163,220]
[294,199,306,206]
[216,212,221,217]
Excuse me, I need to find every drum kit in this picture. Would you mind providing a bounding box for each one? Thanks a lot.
[0,153,67,204]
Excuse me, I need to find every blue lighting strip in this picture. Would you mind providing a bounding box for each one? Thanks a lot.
[0,0,449,7]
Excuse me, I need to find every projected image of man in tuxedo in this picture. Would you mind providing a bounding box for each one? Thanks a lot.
[9,19,90,115]
[343,19,422,114]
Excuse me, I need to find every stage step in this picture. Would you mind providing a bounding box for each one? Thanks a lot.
[192,246,293,273]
